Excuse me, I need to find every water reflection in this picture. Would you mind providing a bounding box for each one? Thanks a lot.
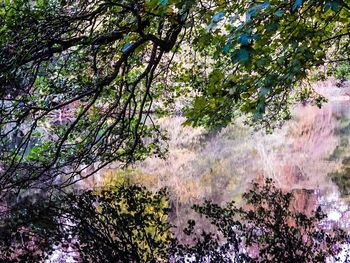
[94,80,350,233]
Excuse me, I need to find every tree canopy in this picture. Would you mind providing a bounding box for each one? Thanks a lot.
[1,0,350,193]
[2,1,350,261]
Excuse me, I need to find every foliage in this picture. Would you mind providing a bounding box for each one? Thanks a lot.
[2,0,350,194]
[0,0,187,195]
[1,1,350,260]
[180,0,350,129]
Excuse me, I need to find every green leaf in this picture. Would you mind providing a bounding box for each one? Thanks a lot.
[274,10,284,17]
[194,96,207,110]
[238,34,250,45]
[212,11,225,23]
[232,48,250,63]
[223,42,232,54]
[292,0,303,11]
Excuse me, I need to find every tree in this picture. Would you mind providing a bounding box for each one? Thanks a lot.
[180,0,350,128]
[1,0,350,194]
[0,0,189,195]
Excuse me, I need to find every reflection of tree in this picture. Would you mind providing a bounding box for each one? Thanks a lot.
[178,179,346,263]
[328,118,350,195]
[0,185,173,262]
[0,180,346,262]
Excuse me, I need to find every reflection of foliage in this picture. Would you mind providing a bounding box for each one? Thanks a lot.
[0,194,63,262]
[102,168,159,190]
[328,138,349,161]
[311,63,350,83]
[330,157,350,196]
[0,185,173,263]
[69,185,172,262]
[177,179,346,263]
[0,180,347,262]
[334,63,350,82]
[328,117,350,195]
